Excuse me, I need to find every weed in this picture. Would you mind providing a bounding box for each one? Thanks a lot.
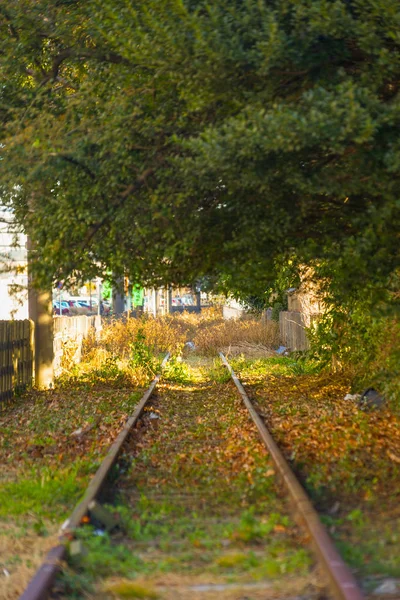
[230,510,290,543]
[215,552,254,568]
[93,355,123,380]
[346,508,366,528]
[57,567,95,599]
[206,360,231,384]
[0,465,85,518]
[162,355,191,384]
[286,357,321,376]
[130,329,157,371]
[129,329,160,383]
[87,315,187,359]
[105,580,159,598]
[71,527,145,578]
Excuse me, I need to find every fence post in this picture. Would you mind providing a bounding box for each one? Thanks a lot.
[279,311,311,351]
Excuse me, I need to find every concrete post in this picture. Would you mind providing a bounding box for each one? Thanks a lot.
[112,278,125,315]
[151,289,158,317]
[166,286,172,314]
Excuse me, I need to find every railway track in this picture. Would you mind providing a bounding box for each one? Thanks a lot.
[19,354,365,600]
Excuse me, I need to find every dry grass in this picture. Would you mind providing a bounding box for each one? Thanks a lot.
[83,307,225,358]
[85,315,188,359]
[98,572,319,600]
[81,309,278,373]
[220,343,276,358]
[193,319,279,356]
[0,522,59,600]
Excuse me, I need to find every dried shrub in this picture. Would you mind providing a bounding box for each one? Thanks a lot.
[84,307,279,368]
[194,319,279,355]
[92,316,187,358]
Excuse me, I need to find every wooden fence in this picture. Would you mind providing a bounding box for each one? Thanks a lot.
[0,320,34,406]
[279,311,319,351]
[0,315,101,407]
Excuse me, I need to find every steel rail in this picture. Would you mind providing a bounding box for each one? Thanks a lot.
[19,353,170,600]
[219,352,365,600]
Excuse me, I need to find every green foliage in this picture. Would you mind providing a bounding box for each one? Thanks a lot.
[93,355,122,380]
[231,509,290,543]
[207,360,232,384]
[308,306,400,407]
[1,0,399,307]
[162,356,191,384]
[271,301,286,322]
[230,354,319,378]
[59,527,146,596]
[129,329,160,379]
[330,510,400,578]
[102,279,112,301]
[105,581,159,599]
[1,0,399,392]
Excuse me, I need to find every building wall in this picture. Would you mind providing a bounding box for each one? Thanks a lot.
[223,297,245,320]
[0,211,28,320]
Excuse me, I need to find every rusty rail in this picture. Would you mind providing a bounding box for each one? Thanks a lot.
[219,352,365,600]
[19,353,170,600]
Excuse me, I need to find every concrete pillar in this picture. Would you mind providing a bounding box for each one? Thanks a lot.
[166,286,172,314]
[157,288,165,316]
[112,278,125,315]
[151,289,158,317]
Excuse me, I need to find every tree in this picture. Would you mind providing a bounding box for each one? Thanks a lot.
[0,0,399,306]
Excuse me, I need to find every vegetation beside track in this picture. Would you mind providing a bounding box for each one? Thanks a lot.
[231,355,400,584]
[0,365,145,599]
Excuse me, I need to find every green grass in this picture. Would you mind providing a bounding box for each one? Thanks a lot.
[229,355,320,378]
[0,464,88,518]
[162,356,192,384]
[105,581,159,599]
[58,503,311,596]
[205,359,232,384]
[0,383,143,526]
[321,510,400,578]
[71,528,145,578]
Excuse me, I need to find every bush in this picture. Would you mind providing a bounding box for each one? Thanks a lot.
[308,308,400,410]
[89,315,187,358]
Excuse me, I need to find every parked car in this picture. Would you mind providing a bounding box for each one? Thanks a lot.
[64,300,86,315]
[100,301,111,315]
[181,294,195,306]
[75,301,91,312]
[53,301,70,315]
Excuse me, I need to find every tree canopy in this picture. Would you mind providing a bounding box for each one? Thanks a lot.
[1,0,399,301]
